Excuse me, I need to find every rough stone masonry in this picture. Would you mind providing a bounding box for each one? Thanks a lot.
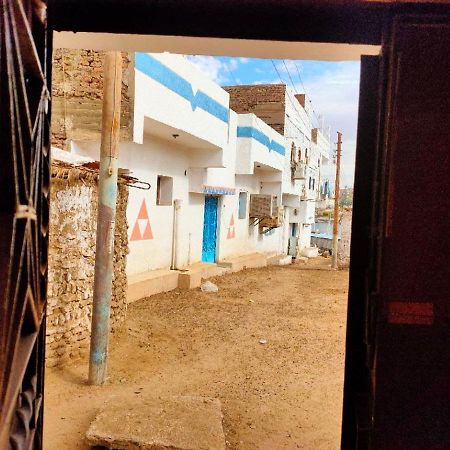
[46,163,129,367]
[51,49,134,150]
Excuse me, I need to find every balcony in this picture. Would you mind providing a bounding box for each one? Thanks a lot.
[133,52,230,165]
[235,114,285,176]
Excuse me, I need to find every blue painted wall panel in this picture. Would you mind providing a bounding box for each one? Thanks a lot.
[135,53,229,124]
[237,126,285,155]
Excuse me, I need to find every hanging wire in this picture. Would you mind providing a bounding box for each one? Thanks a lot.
[294,62,321,129]
[282,59,297,92]
[270,59,313,132]
[223,59,240,86]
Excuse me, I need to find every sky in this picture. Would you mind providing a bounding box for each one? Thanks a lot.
[185,55,360,187]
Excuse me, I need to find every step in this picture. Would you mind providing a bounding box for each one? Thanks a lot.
[267,254,293,266]
[178,263,230,290]
[127,269,179,303]
[218,252,267,272]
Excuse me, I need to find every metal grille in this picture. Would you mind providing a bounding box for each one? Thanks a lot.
[0,0,50,448]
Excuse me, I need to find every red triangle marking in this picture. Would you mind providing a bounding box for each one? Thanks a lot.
[130,221,142,241]
[138,199,149,220]
[227,225,235,239]
[142,221,153,240]
[230,214,235,227]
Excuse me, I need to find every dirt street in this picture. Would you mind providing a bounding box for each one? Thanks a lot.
[44,258,348,449]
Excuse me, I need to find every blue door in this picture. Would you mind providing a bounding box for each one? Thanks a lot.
[202,196,218,263]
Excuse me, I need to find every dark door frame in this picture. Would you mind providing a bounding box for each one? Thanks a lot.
[2,1,450,448]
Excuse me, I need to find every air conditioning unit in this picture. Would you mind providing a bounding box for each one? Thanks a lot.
[249,194,278,218]
[293,162,306,180]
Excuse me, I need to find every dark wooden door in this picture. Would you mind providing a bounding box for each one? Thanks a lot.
[0,0,51,448]
[341,54,385,449]
[372,15,450,449]
[343,15,450,449]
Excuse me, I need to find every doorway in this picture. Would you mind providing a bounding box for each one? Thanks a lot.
[201,196,219,263]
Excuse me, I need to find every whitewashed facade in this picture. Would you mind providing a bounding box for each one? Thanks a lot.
[71,52,332,277]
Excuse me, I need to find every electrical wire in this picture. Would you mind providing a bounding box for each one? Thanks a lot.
[294,62,322,129]
[270,59,314,132]
[282,59,297,92]
[223,59,239,86]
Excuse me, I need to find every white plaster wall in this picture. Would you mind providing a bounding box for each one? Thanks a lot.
[134,53,229,150]
[186,193,205,265]
[68,56,332,276]
[236,114,285,174]
[281,89,312,197]
[217,175,284,260]
[299,224,313,250]
[72,137,193,275]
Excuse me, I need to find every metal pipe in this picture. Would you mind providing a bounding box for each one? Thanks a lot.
[88,52,122,385]
[332,132,342,269]
[171,199,182,270]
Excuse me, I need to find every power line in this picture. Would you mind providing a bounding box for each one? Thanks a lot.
[223,60,239,86]
[270,59,313,132]
[225,60,281,142]
[282,59,297,92]
[270,59,287,86]
[294,62,321,128]
[293,62,307,96]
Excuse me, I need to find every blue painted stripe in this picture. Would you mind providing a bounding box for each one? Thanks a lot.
[135,53,229,124]
[237,126,285,155]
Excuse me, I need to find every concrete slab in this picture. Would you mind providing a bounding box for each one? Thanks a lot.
[267,254,292,266]
[188,262,231,279]
[127,269,179,303]
[218,252,267,272]
[178,263,231,290]
[178,270,202,290]
[86,395,225,450]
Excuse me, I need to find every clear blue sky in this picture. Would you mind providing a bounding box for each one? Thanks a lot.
[186,55,360,187]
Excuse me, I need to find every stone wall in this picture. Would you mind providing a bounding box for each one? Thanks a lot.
[223,84,286,135]
[46,170,129,367]
[51,49,134,149]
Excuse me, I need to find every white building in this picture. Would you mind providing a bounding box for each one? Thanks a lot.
[63,52,332,290]
[224,84,334,254]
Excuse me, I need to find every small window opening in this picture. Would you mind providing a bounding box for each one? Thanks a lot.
[156,175,173,205]
[238,191,248,219]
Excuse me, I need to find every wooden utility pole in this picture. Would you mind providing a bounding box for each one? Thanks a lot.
[331,132,342,270]
[89,52,122,385]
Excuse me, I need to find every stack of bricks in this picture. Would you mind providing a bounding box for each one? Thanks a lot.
[51,49,134,150]
[46,168,129,368]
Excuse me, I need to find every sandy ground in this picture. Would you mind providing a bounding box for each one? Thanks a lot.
[44,258,348,449]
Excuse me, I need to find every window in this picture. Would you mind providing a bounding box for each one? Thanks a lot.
[238,191,248,219]
[156,175,173,205]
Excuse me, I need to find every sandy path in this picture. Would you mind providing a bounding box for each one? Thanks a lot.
[44,258,348,449]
